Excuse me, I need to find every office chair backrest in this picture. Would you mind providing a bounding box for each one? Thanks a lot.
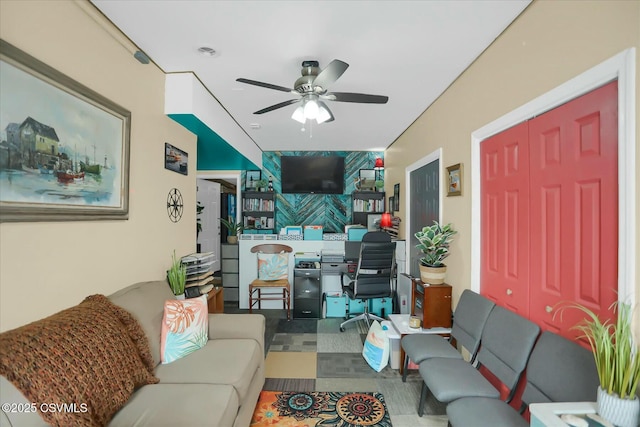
[353,232,396,298]
[250,244,293,254]
[522,331,599,405]
[450,290,495,361]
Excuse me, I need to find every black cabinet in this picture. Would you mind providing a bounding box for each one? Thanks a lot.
[294,268,321,318]
[242,191,275,233]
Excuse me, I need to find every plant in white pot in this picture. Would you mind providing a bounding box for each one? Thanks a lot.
[219,217,244,244]
[558,301,639,427]
[167,250,187,299]
[414,221,457,284]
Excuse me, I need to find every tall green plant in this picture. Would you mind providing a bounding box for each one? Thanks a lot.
[167,250,186,296]
[557,301,640,399]
[219,217,244,236]
[414,221,457,267]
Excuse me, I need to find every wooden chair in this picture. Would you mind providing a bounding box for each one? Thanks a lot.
[249,244,293,320]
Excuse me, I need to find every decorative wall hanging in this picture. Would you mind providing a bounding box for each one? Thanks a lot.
[446,163,463,196]
[393,183,400,211]
[167,188,183,222]
[245,170,261,190]
[0,39,131,222]
[164,143,188,176]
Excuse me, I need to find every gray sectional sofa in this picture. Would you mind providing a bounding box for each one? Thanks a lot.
[0,280,265,427]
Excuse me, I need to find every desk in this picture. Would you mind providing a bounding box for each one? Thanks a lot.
[207,287,224,314]
[388,314,451,375]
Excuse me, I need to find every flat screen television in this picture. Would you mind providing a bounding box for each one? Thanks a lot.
[281,156,345,194]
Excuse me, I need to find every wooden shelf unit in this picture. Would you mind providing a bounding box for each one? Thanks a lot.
[410,280,452,329]
[351,191,385,226]
[242,191,275,233]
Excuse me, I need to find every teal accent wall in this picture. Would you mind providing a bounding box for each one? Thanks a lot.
[168,114,259,170]
[250,151,383,233]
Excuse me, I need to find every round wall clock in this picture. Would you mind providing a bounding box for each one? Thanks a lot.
[167,188,183,222]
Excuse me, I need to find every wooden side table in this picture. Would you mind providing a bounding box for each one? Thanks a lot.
[207,287,224,314]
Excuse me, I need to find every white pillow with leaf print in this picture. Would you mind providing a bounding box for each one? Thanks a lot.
[160,295,208,364]
[257,251,289,281]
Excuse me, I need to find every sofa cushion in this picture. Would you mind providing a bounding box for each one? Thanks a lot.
[0,295,159,427]
[109,280,175,366]
[109,383,238,427]
[161,295,208,364]
[155,338,262,402]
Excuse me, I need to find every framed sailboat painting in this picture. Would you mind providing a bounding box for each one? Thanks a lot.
[0,39,130,222]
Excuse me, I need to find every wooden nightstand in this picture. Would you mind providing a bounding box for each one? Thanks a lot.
[207,287,224,314]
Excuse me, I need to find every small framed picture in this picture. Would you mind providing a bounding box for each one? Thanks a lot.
[446,163,463,196]
[389,196,394,214]
[393,183,400,211]
[165,143,188,176]
[245,170,261,190]
[359,169,376,191]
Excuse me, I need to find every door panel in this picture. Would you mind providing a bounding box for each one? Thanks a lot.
[197,179,221,272]
[480,122,530,315]
[409,159,439,278]
[529,81,618,338]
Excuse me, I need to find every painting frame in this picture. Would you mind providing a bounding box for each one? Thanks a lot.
[393,183,400,211]
[358,169,376,191]
[446,163,463,197]
[388,196,394,214]
[164,143,188,176]
[245,170,261,190]
[0,39,131,222]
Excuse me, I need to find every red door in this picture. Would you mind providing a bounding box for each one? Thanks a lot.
[528,81,618,338]
[480,122,530,316]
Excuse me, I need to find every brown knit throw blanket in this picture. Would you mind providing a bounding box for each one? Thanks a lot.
[0,294,159,427]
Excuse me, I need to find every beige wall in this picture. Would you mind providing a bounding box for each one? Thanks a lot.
[0,1,197,331]
[385,0,640,313]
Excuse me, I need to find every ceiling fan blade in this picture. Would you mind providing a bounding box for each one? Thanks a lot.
[236,78,295,93]
[324,92,389,104]
[253,99,300,114]
[312,59,349,91]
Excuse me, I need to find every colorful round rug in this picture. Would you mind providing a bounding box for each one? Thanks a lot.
[251,391,392,427]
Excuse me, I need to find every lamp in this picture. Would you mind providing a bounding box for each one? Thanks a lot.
[291,106,306,124]
[380,212,392,228]
[374,157,384,170]
[292,96,333,125]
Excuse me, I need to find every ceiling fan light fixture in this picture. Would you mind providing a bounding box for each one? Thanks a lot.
[316,104,332,124]
[291,106,306,124]
[303,97,320,120]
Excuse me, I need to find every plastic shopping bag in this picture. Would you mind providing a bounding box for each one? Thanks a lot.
[362,320,389,372]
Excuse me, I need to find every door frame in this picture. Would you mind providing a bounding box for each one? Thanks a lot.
[404,148,443,275]
[196,171,242,224]
[471,48,636,303]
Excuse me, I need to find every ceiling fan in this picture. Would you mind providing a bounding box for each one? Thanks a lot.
[236,59,389,124]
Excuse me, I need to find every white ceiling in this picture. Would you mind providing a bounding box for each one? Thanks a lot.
[92,0,530,153]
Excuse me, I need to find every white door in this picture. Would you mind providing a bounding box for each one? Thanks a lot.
[197,179,221,272]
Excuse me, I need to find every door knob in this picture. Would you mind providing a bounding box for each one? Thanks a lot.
[506,289,513,295]
[545,306,553,313]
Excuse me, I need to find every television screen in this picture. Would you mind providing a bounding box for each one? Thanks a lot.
[281,156,345,194]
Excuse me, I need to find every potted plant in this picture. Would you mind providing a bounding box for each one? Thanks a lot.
[414,221,457,284]
[167,250,187,299]
[375,179,384,192]
[557,301,639,427]
[255,179,268,192]
[219,217,244,244]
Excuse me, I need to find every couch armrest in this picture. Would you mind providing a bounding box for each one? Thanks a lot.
[208,313,265,355]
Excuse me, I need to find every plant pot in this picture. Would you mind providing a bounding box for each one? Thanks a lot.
[419,264,447,284]
[597,386,640,427]
[227,235,238,244]
[175,293,185,300]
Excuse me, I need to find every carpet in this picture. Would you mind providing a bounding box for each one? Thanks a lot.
[251,391,393,427]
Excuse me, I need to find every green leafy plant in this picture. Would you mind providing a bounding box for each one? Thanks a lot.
[167,250,186,296]
[414,221,457,267]
[556,301,639,399]
[375,180,384,190]
[255,179,268,190]
[219,217,244,236]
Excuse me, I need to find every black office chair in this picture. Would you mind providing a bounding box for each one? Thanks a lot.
[340,231,396,332]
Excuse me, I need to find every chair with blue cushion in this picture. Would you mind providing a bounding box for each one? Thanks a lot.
[249,244,293,320]
[401,289,495,382]
[339,231,396,332]
[446,330,600,427]
[417,304,540,416]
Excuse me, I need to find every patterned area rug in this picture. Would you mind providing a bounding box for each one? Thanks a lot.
[251,391,393,427]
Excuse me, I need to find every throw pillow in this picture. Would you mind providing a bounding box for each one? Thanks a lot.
[160,295,208,364]
[257,252,289,281]
[0,294,159,427]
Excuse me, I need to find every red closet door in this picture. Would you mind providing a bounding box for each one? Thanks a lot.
[529,81,618,338]
[480,122,530,315]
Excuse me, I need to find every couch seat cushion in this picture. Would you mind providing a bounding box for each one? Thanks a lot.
[109,383,238,427]
[155,338,262,401]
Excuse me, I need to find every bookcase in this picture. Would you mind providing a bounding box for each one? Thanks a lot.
[351,191,385,226]
[242,191,275,233]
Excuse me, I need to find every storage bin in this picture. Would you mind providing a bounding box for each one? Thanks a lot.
[347,228,368,241]
[303,225,323,240]
[370,297,393,318]
[325,294,347,318]
[347,298,365,315]
[381,320,401,369]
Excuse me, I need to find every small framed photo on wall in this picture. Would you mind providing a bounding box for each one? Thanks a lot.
[389,196,394,214]
[446,163,463,196]
[393,183,400,211]
[245,170,261,190]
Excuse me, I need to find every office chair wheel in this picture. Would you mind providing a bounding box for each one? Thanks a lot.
[340,327,345,332]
